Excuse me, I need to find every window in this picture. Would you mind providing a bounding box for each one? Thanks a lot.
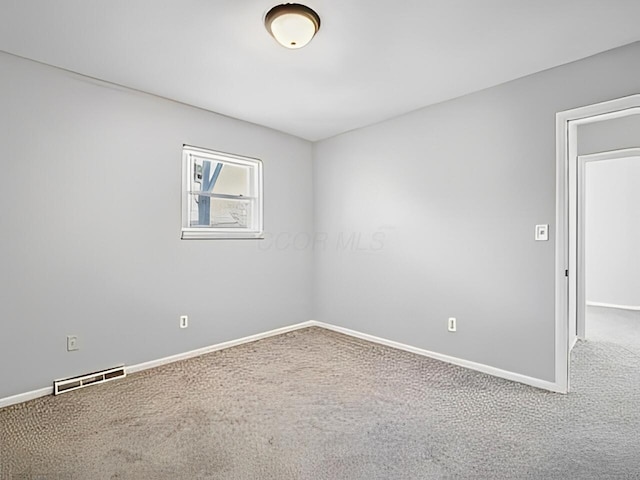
[181,145,263,239]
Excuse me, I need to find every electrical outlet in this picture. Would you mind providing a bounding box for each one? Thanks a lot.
[448,318,457,332]
[67,335,79,351]
[180,315,189,329]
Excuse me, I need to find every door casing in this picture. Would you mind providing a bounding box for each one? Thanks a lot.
[555,94,640,393]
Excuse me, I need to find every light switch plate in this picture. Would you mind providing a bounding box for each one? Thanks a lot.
[67,335,79,351]
[535,224,549,241]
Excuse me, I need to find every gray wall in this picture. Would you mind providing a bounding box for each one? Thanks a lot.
[3,42,640,399]
[313,42,640,382]
[579,114,640,155]
[0,52,314,399]
[586,156,640,307]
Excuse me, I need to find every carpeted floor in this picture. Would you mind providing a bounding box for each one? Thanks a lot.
[1,321,639,479]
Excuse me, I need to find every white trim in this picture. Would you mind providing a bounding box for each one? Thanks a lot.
[570,335,579,352]
[181,145,264,240]
[555,106,570,394]
[579,147,640,163]
[309,321,564,393]
[2,317,575,409]
[556,94,640,394]
[0,321,314,410]
[0,387,53,410]
[127,321,314,374]
[181,230,265,240]
[586,301,640,312]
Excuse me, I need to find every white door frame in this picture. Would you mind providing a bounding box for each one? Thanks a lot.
[576,148,640,339]
[555,94,640,393]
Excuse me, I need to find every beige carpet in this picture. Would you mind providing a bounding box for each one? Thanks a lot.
[1,325,640,479]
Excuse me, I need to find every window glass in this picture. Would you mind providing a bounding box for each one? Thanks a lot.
[182,146,263,239]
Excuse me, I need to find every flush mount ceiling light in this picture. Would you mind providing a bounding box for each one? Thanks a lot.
[265,3,321,49]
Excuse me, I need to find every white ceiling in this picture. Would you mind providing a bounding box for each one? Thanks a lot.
[1,1,640,141]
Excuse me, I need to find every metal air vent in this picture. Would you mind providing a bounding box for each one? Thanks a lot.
[53,366,126,395]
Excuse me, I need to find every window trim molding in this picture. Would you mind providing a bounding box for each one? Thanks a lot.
[181,144,264,240]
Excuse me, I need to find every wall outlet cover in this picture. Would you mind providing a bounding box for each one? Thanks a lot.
[67,335,79,351]
[448,318,457,332]
[535,224,549,241]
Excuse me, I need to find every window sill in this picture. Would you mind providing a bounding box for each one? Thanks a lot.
[181,229,264,240]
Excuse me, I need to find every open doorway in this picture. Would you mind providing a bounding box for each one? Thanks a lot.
[578,149,640,349]
[555,94,640,393]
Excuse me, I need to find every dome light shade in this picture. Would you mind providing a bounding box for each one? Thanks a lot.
[265,4,320,49]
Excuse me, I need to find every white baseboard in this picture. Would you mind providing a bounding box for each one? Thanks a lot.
[0,387,54,410]
[570,335,579,351]
[126,321,315,374]
[0,321,315,410]
[308,321,564,393]
[0,318,564,409]
[586,301,640,312]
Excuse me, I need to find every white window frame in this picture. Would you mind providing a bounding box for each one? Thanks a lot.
[181,145,263,240]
